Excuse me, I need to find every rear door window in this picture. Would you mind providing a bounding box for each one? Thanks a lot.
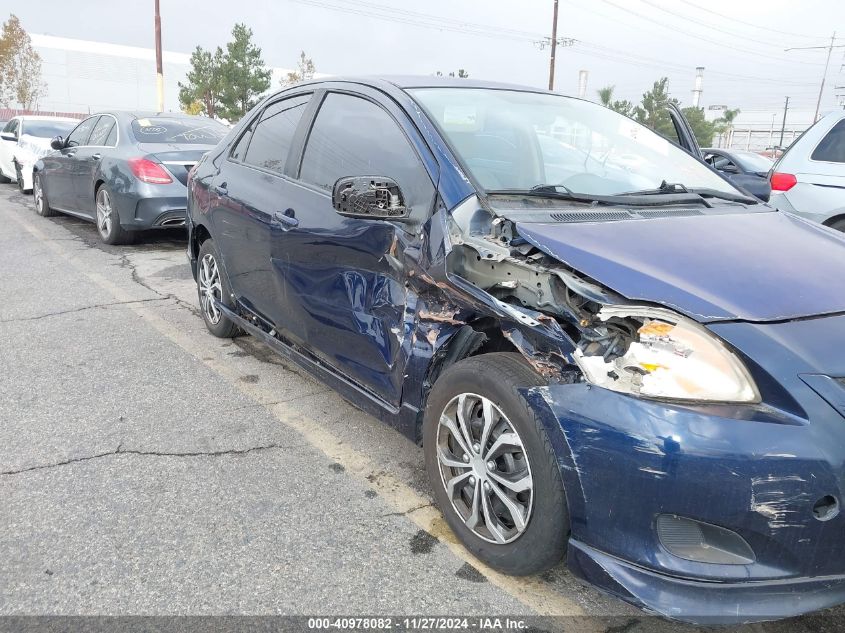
[88,116,116,147]
[242,94,310,173]
[66,116,99,147]
[299,92,434,212]
[811,119,845,163]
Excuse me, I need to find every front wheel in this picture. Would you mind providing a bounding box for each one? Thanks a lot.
[423,352,569,575]
[196,238,240,338]
[33,173,56,217]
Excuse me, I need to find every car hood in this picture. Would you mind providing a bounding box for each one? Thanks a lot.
[514,209,845,323]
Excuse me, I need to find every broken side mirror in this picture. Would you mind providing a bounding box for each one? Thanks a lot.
[50,136,65,150]
[332,176,409,220]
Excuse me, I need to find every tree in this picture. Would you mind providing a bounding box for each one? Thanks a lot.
[218,23,272,122]
[0,14,46,109]
[178,45,225,118]
[597,85,615,107]
[680,106,716,147]
[713,107,740,147]
[282,50,316,87]
[597,84,634,117]
[633,77,678,139]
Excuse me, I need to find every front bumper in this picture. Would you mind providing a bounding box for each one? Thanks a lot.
[568,539,845,625]
[525,335,845,625]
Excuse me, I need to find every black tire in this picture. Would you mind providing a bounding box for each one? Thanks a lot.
[33,173,57,217]
[196,238,240,338]
[95,184,135,245]
[423,352,569,575]
[829,218,845,233]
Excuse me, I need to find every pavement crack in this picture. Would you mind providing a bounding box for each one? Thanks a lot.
[0,442,300,476]
[0,298,172,323]
[380,502,433,518]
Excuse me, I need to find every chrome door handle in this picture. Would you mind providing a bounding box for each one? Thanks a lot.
[91,153,102,160]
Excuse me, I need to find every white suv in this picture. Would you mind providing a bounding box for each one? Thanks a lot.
[768,110,845,232]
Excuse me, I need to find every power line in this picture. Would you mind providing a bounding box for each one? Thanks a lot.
[598,0,824,66]
[677,0,828,41]
[638,0,814,50]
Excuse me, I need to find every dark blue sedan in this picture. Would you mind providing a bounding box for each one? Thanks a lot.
[33,112,228,244]
[186,77,845,624]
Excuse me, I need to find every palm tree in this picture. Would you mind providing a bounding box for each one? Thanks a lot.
[716,108,741,147]
[597,85,615,107]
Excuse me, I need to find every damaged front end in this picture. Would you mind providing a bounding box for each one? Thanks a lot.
[433,195,845,624]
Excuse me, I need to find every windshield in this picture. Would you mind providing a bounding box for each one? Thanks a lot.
[731,151,773,173]
[131,117,228,145]
[23,120,77,139]
[410,87,738,196]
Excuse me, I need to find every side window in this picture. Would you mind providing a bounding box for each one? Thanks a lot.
[66,116,99,147]
[88,116,116,147]
[105,125,117,147]
[299,93,434,213]
[811,119,845,163]
[242,94,311,173]
[2,119,14,133]
[230,122,254,162]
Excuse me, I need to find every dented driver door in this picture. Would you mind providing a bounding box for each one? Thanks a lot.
[267,90,437,406]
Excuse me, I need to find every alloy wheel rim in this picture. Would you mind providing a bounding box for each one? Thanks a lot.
[199,253,223,325]
[34,177,43,212]
[96,189,112,238]
[436,393,534,544]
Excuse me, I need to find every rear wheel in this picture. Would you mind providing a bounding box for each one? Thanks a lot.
[423,352,569,575]
[197,238,240,338]
[95,185,135,245]
[33,174,56,217]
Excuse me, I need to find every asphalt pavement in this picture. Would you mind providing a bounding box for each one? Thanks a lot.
[0,185,843,632]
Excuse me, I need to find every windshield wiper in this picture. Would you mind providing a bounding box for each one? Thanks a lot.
[623,180,758,204]
[486,184,715,208]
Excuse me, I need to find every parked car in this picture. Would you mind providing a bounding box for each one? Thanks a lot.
[187,77,845,625]
[703,147,772,201]
[0,115,78,192]
[768,110,845,231]
[32,112,228,244]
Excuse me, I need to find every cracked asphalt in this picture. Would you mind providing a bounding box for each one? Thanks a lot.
[0,185,843,632]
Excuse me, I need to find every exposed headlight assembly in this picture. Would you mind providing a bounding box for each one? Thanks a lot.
[574,306,759,403]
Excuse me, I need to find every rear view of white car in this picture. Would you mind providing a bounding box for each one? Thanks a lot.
[0,116,78,193]
[769,110,845,232]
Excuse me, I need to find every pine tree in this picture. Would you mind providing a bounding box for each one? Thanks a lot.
[178,45,225,118]
[218,23,271,122]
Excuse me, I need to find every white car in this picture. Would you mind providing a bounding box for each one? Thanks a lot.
[0,116,78,193]
[768,110,845,231]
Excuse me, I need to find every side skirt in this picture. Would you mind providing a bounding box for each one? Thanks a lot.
[215,301,419,439]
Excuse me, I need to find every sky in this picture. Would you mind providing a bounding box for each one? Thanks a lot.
[6,0,845,126]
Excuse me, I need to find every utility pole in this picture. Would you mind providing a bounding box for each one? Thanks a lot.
[154,0,164,112]
[779,96,790,149]
[548,0,559,90]
[785,31,845,123]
